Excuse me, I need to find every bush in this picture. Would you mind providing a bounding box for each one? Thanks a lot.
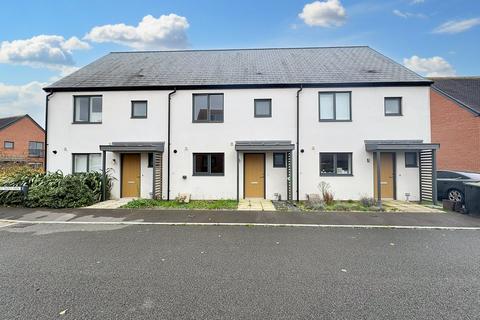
[318,181,334,206]
[0,165,112,208]
[359,196,377,208]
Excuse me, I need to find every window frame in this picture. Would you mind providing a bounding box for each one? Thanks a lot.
[4,141,14,149]
[131,100,148,119]
[72,153,102,174]
[273,152,286,168]
[192,93,224,123]
[319,152,353,176]
[28,141,44,157]
[192,153,225,176]
[405,151,418,168]
[384,97,402,116]
[254,99,272,118]
[318,91,352,122]
[73,95,103,124]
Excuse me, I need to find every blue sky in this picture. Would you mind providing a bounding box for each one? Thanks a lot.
[1,0,479,125]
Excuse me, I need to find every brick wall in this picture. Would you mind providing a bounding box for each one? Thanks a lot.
[430,89,480,172]
[0,117,45,168]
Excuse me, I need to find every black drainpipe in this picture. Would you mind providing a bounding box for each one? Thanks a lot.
[44,91,54,172]
[296,85,302,202]
[167,88,177,200]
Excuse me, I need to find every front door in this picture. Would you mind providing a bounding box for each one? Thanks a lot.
[244,153,265,198]
[122,154,141,197]
[373,153,395,199]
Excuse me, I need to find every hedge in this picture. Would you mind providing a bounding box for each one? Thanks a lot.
[0,165,112,208]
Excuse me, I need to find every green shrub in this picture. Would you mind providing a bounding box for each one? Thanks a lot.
[0,165,112,208]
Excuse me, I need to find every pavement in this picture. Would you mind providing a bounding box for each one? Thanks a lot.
[0,207,479,229]
[1,222,479,319]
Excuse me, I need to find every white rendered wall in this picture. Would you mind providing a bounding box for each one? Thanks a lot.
[47,86,430,201]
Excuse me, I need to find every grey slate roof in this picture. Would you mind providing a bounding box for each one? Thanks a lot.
[45,46,430,91]
[430,77,480,115]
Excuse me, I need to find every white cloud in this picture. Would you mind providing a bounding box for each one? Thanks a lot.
[433,18,480,34]
[411,0,424,4]
[0,35,90,71]
[393,9,426,19]
[84,14,190,50]
[299,0,347,27]
[0,81,46,126]
[403,55,456,77]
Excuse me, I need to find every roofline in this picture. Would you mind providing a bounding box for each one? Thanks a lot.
[431,86,480,116]
[108,45,370,54]
[429,76,480,80]
[44,81,432,93]
[0,114,45,132]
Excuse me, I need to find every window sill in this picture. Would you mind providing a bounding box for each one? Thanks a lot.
[131,117,147,119]
[385,114,403,117]
[192,121,224,124]
[319,119,352,122]
[320,174,353,177]
[193,173,225,177]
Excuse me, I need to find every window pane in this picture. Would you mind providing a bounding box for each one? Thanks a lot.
[335,93,351,120]
[75,97,90,122]
[319,93,334,120]
[336,153,352,174]
[148,153,153,168]
[210,153,224,174]
[255,100,271,117]
[90,97,102,122]
[194,154,209,174]
[405,152,417,167]
[273,153,286,167]
[132,101,147,117]
[193,95,208,121]
[385,98,401,115]
[89,154,102,172]
[320,153,335,174]
[4,141,14,149]
[209,94,224,122]
[74,155,88,173]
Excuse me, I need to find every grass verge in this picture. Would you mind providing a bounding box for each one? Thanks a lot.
[122,199,238,210]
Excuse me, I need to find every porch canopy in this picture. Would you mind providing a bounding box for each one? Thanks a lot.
[99,142,165,201]
[365,140,440,205]
[99,141,164,153]
[235,140,295,201]
[235,140,295,152]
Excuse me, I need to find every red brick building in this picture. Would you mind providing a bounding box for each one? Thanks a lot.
[430,77,480,172]
[0,114,45,169]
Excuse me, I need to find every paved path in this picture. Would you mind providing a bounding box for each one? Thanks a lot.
[0,207,479,229]
[85,197,136,209]
[383,200,443,212]
[238,198,276,211]
[1,223,479,319]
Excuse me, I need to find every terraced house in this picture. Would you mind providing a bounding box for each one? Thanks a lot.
[43,46,440,203]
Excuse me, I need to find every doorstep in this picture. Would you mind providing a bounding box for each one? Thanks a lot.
[383,200,444,213]
[84,198,137,209]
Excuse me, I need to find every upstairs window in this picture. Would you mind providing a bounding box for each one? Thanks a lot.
[254,99,272,117]
[74,96,102,123]
[193,153,224,176]
[320,153,352,176]
[319,92,351,121]
[385,97,402,116]
[4,141,14,149]
[193,94,224,122]
[28,141,44,157]
[73,153,102,173]
[131,101,147,118]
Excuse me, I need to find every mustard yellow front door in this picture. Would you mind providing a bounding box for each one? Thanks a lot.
[373,152,395,199]
[121,154,141,197]
[244,153,265,198]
